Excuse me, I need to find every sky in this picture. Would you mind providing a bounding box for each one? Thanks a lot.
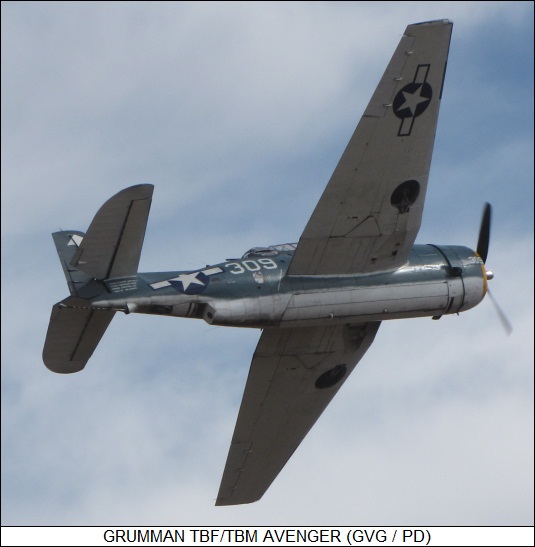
[2,1,533,527]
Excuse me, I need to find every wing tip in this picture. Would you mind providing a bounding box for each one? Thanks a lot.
[215,495,262,507]
[409,18,453,27]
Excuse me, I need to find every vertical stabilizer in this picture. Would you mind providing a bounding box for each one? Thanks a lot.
[52,231,91,296]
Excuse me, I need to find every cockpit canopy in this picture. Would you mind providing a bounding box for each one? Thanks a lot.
[241,243,297,259]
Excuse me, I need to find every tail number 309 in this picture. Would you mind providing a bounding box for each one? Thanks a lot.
[225,259,278,275]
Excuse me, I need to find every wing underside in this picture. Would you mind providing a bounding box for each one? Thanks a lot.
[216,321,380,505]
[288,20,453,276]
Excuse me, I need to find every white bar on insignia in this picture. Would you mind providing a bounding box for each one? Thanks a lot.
[203,267,223,276]
[150,280,171,289]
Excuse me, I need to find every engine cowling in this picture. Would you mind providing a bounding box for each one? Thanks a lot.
[431,245,487,314]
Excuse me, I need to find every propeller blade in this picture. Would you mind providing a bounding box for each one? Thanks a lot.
[475,202,510,335]
[487,288,513,336]
[477,202,491,263]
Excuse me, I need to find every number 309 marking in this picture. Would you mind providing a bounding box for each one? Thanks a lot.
[225,258,278,275]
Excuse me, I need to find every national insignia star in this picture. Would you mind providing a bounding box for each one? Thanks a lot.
[170,272,205,291]
[398,85,429,115]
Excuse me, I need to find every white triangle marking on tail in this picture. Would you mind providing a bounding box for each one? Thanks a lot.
[67,234,84,247]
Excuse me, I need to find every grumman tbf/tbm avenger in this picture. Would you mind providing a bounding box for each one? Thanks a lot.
[43,20,504,506]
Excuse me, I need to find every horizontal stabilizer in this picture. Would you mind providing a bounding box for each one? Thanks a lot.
[70,184,153,280]
[42,297,115,374]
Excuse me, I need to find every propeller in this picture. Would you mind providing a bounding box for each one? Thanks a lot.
[477,202,491,263]
[487,290,513,336]
[476,203,513,336]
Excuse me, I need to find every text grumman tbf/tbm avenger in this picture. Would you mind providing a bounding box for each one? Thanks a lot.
[43,20,502,505]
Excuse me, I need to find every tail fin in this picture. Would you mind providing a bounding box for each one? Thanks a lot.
[52,231,91,296]
[43,184,153,373]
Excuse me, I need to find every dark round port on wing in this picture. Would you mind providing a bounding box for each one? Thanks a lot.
[315,364,347,389]
[391,179,420,213]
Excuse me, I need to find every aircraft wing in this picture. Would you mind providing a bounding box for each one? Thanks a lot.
[216,321,380,505]
[288,20,453,276]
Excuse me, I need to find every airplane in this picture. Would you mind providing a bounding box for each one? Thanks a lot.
[43,19,507,506]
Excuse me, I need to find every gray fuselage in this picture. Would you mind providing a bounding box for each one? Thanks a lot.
[93,243,487,329]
